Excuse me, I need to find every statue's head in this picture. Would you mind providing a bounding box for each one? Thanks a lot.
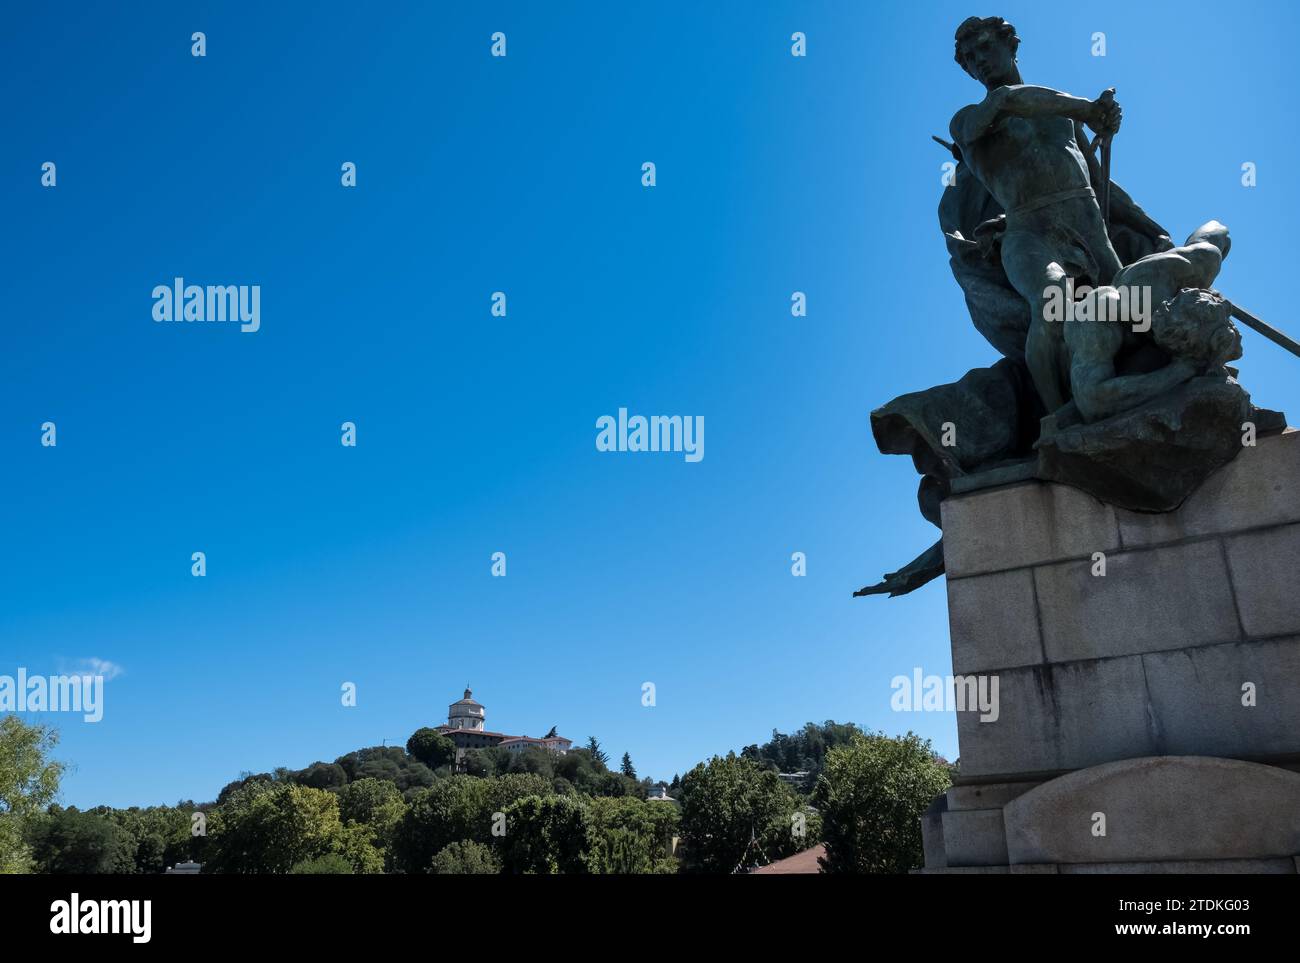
[954,16,1020,88]
[1152,289,1242,371]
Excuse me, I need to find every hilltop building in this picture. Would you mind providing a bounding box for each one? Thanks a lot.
[647,783,678,805]
[436,688,572,768]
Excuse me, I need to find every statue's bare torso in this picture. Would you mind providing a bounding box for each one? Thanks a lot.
[951,104,1092,213]
[950,86,1124,411]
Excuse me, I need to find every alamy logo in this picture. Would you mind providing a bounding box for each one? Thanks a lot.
[890,667,999,722]
[1042,279,1152,332]
[50,894,151,943]
[0,668,104,722]
[152,277,261,332]
[595,408,704,462]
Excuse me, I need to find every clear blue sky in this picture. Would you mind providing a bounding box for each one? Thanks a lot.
[4,1,1298,807]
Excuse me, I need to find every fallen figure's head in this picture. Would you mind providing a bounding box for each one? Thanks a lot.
[1151,288,1243,374]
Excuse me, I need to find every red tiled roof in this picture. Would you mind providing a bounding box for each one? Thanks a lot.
[750,844,826,875]
[435,727,571,745]
[436,727,513,739]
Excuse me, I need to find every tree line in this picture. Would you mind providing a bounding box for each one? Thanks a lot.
[1,715,951,874]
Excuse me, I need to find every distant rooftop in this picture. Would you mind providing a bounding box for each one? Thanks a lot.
[750,845,825,875]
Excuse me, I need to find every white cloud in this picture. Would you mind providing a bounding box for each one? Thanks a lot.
[66,657,125,681]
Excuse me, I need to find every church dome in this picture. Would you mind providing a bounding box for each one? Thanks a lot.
[448,687,485,730]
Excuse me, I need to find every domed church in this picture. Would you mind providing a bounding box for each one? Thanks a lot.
[435,687,572,768]
[447,688,486,731]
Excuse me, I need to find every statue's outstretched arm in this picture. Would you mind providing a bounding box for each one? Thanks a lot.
[854,539,945,598]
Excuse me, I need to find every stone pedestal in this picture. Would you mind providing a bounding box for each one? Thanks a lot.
[921,429,1300,873]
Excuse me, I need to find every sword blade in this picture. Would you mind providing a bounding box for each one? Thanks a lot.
[1229,301,1300,360]
[1100,136,1112,225]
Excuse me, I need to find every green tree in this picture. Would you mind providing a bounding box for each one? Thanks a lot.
[553,748,602,791]
[338,778,404,834]
[549,749,643,798]
[741,721,864,784]
[207,782,344,874]
[678,753,811,873]
[134,832,167,874]
[393,776,487,872]
[498,795,591,874]
[595,771,634,798]
[88,805,195,874]
[334,746,437,794]
[293,761,348,791]
[405,728,456,770]
[0,717,64,873]
[587,796,679,874]
[392,773,550,873]
[813,731,951,874]
[28,807,134,874]
[620,752,637,779]
[290,852,353,874]
[335,822,385,873]
[216,771,275,805]
[585,737,609,769]
[461,746,510,778]
[336,778,405,870]
[501,746,555,781]
[429,839,500,874]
